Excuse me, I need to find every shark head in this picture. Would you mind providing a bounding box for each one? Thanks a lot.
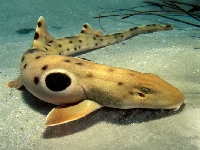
[127,73,184,110]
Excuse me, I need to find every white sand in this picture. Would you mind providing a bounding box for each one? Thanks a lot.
[0,0,199,149]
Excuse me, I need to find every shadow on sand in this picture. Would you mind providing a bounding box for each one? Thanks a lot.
[21,89,185,139]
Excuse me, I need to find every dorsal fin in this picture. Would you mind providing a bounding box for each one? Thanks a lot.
[80,23,103,36]
[32,16,54,48]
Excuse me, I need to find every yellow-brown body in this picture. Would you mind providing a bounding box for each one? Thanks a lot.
[7,16,184,126]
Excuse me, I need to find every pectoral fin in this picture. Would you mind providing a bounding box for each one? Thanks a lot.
[7,75,24,89]
[45,100,102,126]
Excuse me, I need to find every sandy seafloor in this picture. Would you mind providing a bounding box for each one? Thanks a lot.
[0,0,200,149]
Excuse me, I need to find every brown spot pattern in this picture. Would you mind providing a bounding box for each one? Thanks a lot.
[34,32,39,40]
[42,65,48,70]
[129,91,134,95]
[118,82,123,86]
[87,73,93,78]
[75,62,83,66]
[129,73,135,76]
[84,24,88,28]
[166,25,172,28]
[35,56,41,59]
[21,56,25,62]
[38,21,42,27]
[108,69,113,72]
[34,77,39,84]
[23,63,27,69]
[65,59,71,63]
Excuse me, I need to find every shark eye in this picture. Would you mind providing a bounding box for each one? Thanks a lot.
[45,73,71,91]
[140,87,150,93]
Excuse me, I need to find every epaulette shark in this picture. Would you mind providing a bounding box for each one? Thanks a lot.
[7,16,184,126]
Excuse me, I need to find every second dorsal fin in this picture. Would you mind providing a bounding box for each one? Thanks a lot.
[80,23,103,36]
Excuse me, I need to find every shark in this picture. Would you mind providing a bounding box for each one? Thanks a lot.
[7,16,184,126]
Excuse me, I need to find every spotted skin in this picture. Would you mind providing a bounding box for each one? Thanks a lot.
[7,16,184,126]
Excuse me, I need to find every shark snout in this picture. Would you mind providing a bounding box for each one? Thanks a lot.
[161,85,184,110]
[137,73,185,110]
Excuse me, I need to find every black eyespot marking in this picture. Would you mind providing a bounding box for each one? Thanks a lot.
[65,59,71,62]
[100,39,103,41]
[58,44,62,48]
[34,32,39,40]
[95,43,98,46]
[42,65,48,70]
[69,41,73,43]
[84,24,88,28]
[74,47,77,51]
[38,21,42,27]
[79,40,82,43]
[45,73,71,91]
[141,87,150,93]
[67,48,70,51]
[34,77,39,85]
[81,30,84,33]
[75,62,83,66]
[23,63,27,69]
[93,37,96,40]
